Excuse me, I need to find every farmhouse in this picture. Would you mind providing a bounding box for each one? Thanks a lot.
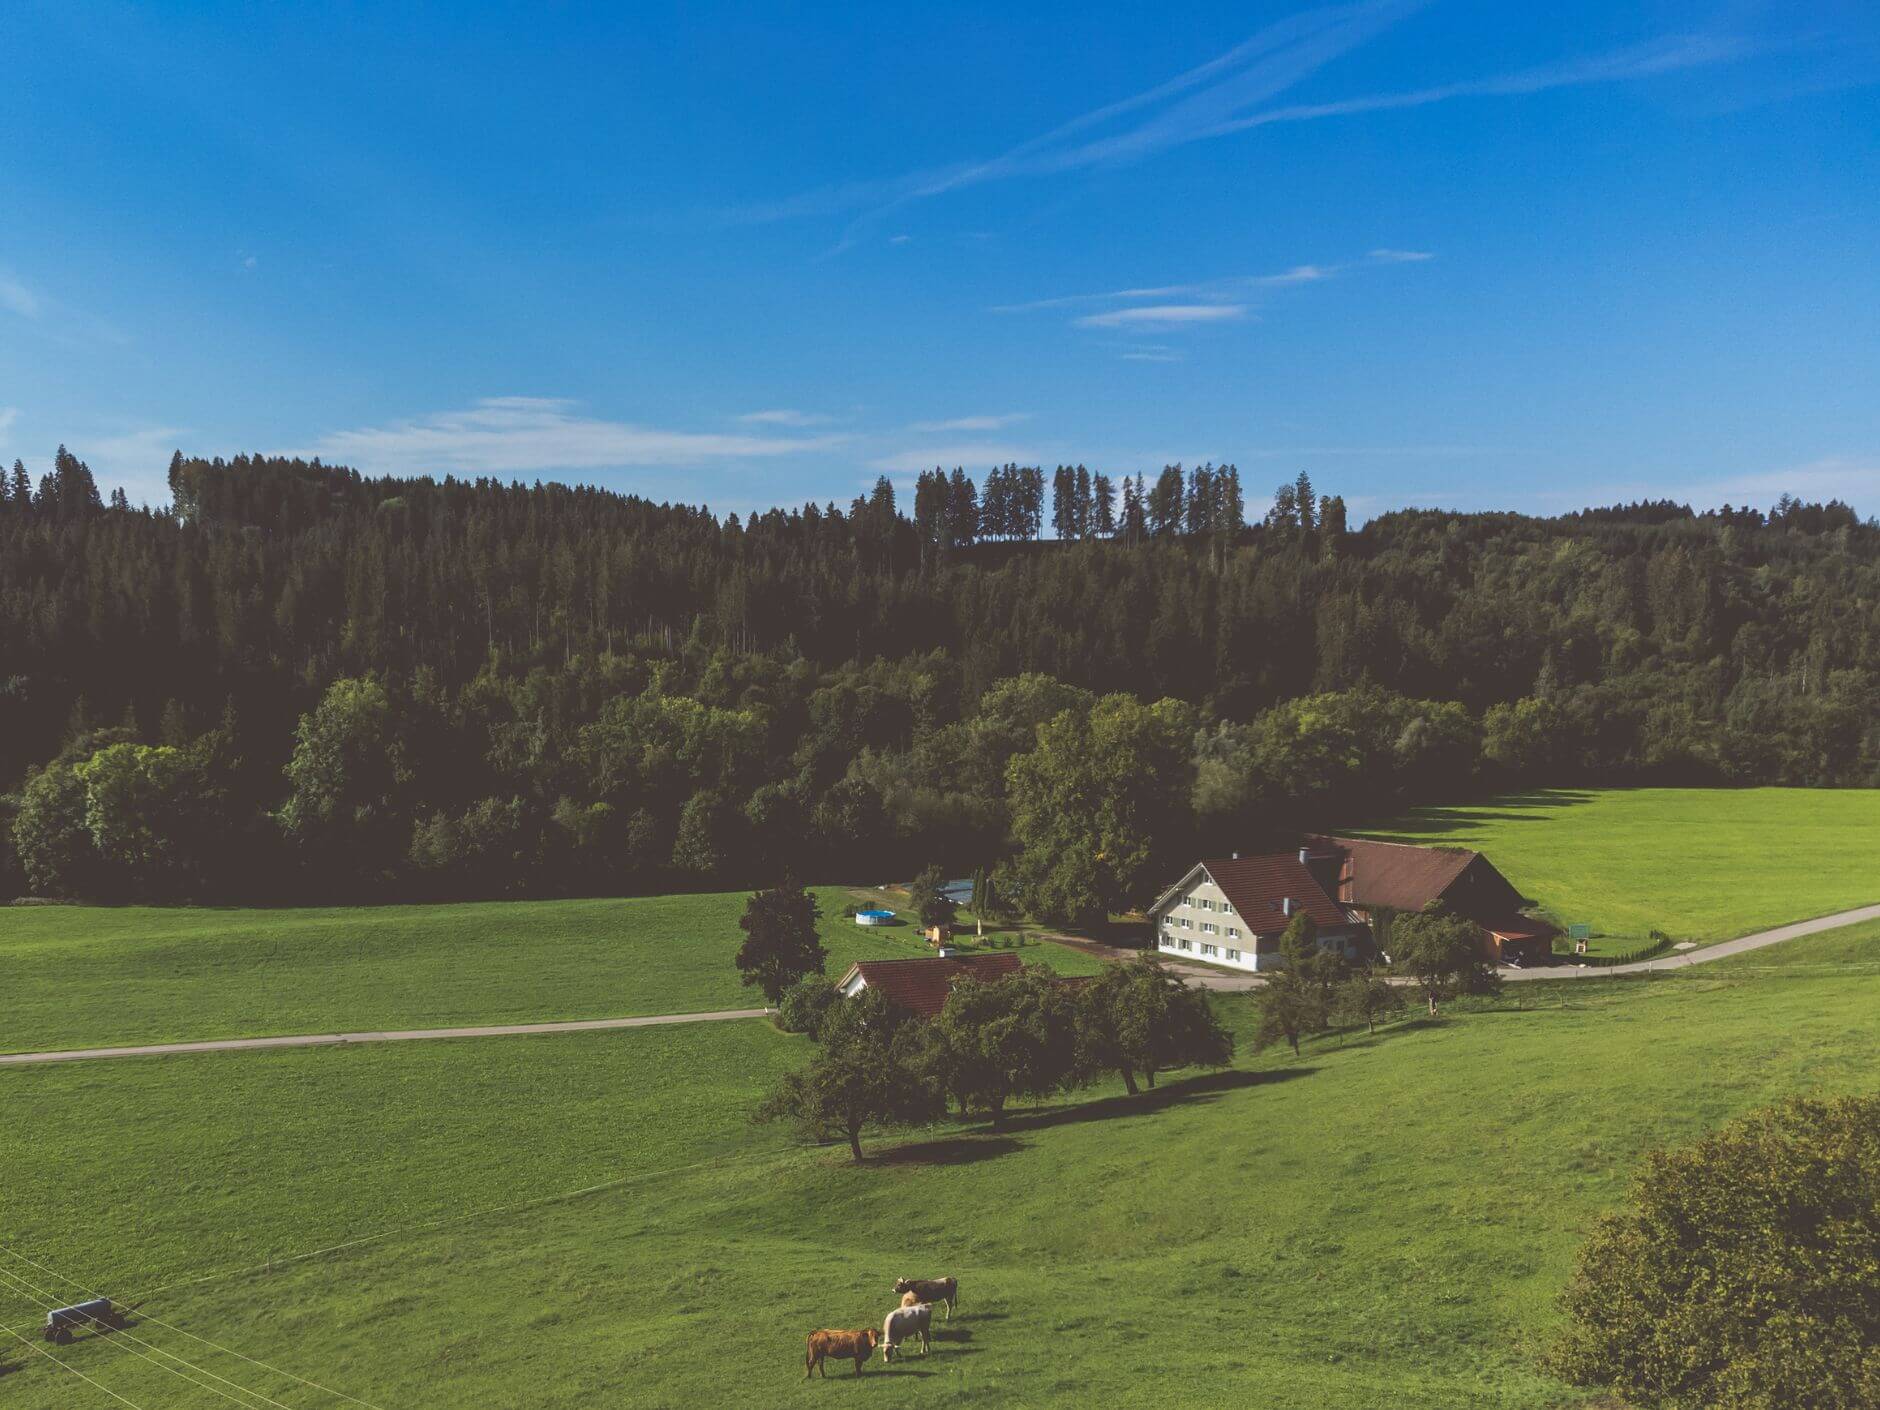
[1149,852,1363,973]
[1303,834,1557,965]
[1150,839,1557,971]
[836,952,1024,1018]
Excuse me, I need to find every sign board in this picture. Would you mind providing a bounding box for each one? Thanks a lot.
[1567,923,1592,942]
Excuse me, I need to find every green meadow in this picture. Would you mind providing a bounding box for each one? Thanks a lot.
[1355,786,1880,944]
[3,932,1877,1408]
[0,888,1102,1053]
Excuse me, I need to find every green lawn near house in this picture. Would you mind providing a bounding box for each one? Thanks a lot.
[0,888,1100,1053]
[1352,786,1880,944]
[2,936,1875,1409]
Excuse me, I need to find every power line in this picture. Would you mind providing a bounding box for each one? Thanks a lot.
[0,1263,286,1410]
[0,1246,387,1410]
[1,1322,152,1410]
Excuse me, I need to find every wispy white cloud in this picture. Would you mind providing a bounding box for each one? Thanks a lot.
[871,442,1043,474]
[1074,304,1248,330]
[908,413,1030,433]
[299,397,848,477]
[0,273,42,319]
[995,251,1425,330]
[1197,32,1749,140]
[738,408,837,427]
[745,4,1750,247]
[0,407,18,442]
[1119,350,1186,363]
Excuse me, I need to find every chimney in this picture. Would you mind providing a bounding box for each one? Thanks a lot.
[1298,847,1310,864]
[1231,851,1241,860]
[1282,897,1293,916]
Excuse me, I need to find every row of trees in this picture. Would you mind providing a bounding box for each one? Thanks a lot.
[1251,907,1501,1058]
[757,954,1233,1159]
[908,461,1262,557]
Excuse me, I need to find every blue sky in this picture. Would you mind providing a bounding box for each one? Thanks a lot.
[1,0,1876,520]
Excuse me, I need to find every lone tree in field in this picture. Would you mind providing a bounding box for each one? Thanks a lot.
[1392,904,1500,1016]
[908,863,957,931]
[735,875,827,1003]
[756,988,940,1160]
[1077,955,1234,1093]
[1550,1093,1880,1409]
[1252,972,1323,1057]
[1334,969,1405,1035]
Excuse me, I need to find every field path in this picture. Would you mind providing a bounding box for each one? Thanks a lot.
[0,1007,773,1067]
[1073,903,1880,992]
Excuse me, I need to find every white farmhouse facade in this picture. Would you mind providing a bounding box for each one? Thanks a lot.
[1148,850,1363,973]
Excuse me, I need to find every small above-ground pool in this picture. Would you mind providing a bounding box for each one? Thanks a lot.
[855,908,896,927]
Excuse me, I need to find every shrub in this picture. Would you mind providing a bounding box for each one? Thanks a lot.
[1549,1093,1880,1408]
[776,978,840,1038]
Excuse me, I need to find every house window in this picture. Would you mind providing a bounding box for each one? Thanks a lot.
[1226,927,1239,939]
[1201,922,1217,935]
[1221,903,1235,916]
[1179,937,1192,951]
[1226,949,1240,961]
[1201,943,1217,957]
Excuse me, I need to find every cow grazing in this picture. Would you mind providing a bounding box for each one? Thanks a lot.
[882,1302,931,1363]
[804,1327,879,1378]
[899,1291,919,1309]
[892,1276,957,1320]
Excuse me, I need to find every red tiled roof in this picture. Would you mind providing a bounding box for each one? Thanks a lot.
[1199,853,1348,935]
[841,952,1024,1018]
[1480,915,1557,941]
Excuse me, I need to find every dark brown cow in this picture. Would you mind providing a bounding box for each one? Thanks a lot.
[892,1276,957,1321]
[804,1327,879,1378]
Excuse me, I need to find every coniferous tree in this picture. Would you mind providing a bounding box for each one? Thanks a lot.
[1148,466,1184,536]
[1093,473,1116,537]
[1051,466,1077,541]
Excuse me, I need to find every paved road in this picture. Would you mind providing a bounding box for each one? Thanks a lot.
[1055,903,1880,993]
[0,1008,774,1067]
[1502,902,1880,981]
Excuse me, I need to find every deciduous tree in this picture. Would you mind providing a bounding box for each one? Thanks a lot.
[1550,1094,1880,1409]
[756,988,940,1159]
[735,874,827,1003]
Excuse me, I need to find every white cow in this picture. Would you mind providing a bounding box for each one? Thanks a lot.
[881,1302,932,1362]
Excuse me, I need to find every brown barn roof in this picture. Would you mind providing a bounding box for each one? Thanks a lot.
[1196,853,1348,935]
[1305,834,1551,936]
[1305,835,1477,912]
[839,952,1024,1018]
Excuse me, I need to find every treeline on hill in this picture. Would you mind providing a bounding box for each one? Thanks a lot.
[0,446,1874,910]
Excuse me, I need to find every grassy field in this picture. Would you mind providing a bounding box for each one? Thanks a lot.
[2,932,1876,1407]
[0,887,1103,1053]
[1354,786,1880,945]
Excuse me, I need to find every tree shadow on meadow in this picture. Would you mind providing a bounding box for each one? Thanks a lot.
[1354,789,1600,841]
[978,1065,1317,1137]
[871,1135,1025,1167]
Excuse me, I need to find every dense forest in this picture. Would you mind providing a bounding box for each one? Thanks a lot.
[0,446,1873,914]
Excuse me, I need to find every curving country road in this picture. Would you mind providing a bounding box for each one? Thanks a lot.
[0,1008,774,1067]
[4,904,1876,1066]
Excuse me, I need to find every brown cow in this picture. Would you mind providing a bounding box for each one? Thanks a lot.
[804,1327,879,1378]
[892,1276,957,1321]
[899,1291,920,1309]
